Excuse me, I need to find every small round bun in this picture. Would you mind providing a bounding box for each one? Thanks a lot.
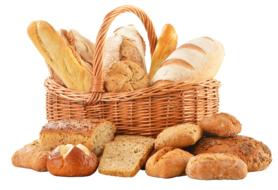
[47,144,98,177]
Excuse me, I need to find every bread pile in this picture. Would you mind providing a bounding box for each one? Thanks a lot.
[12,113,272,179]
[12,20,271,179]
[27,20,224,93]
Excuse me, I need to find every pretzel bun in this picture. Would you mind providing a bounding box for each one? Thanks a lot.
[47,144,98,177]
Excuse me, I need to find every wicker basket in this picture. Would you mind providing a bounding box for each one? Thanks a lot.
[45,5,220,137]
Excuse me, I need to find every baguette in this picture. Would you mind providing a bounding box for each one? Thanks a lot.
[149,24,177,79]
[28,21,93,92]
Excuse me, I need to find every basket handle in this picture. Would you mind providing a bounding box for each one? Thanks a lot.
[86,5,157,104]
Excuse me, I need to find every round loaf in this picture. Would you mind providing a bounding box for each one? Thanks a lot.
[104,60,149,92]
[145,147,193,178]
[192,136,272,171]
[186,153,248,180]
[200,112,241,137]
[47,144,98,177]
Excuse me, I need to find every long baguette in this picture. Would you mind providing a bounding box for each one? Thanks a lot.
[28,21,93,92]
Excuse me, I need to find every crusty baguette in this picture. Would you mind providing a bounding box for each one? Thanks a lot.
[61,29,95,66]
[192,136,272,172]
[12,140,50,172]
[146,147,193,178]
[98,135,154,177]
[200,112,241,137]
[149,24,177,79]
[186,153,248,180]
[152,36,224,84]
[39,119,116,156]
[28,21,93,92]
[155,123,202,149]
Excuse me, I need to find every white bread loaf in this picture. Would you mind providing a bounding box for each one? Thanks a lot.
[103,25,146,74]
[152,37,224,84]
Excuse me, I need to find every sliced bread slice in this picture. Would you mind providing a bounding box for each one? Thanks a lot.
[98,135,154,177]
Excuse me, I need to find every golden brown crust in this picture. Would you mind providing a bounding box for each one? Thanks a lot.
[39,119,116,155]
[146,147,193,178]
[12,140,50,172]
[47,145,98,177]
[104,60,149,92]
[200,113,241,137]
[27,21,93,92]
[192,136,272,171]
[155,123,202,150]
[186,153,248,180]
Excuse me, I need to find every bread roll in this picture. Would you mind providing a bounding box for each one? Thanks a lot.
[104,60,149,92]
[145,147,193,178]
[192,136,272,171]
[103,25,146,74]
[28,21,93,92]
[47,144,98,177]
[152,36,224,84]
[155,123,202,150]
[186,153,248,180]
[39,119,116,156]
[12,140,49,172]
[200,112,241,137]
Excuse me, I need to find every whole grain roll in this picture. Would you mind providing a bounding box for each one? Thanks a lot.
[192,135,272,171]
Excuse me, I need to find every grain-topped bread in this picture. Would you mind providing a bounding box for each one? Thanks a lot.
[192,135,272,172]
[186,153,248,180]
[40,119,116,156]
[155,123,202,150]
[98,135,154,177]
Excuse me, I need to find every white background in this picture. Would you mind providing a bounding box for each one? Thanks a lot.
[0,0,277,189]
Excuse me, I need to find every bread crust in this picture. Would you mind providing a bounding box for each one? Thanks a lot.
[47,145,98,177]
[12,140,49,172]
[104,60,149,92]
[186,153,248,180]
[200,112,241,137]
[192,136,272,171]
[155,123,202,149]
[40,119,116,155]
[146,147,193,178]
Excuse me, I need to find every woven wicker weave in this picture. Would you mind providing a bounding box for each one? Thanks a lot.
[45,5,220,136]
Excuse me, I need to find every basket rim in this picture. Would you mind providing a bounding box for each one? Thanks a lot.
[45,78,220,103]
